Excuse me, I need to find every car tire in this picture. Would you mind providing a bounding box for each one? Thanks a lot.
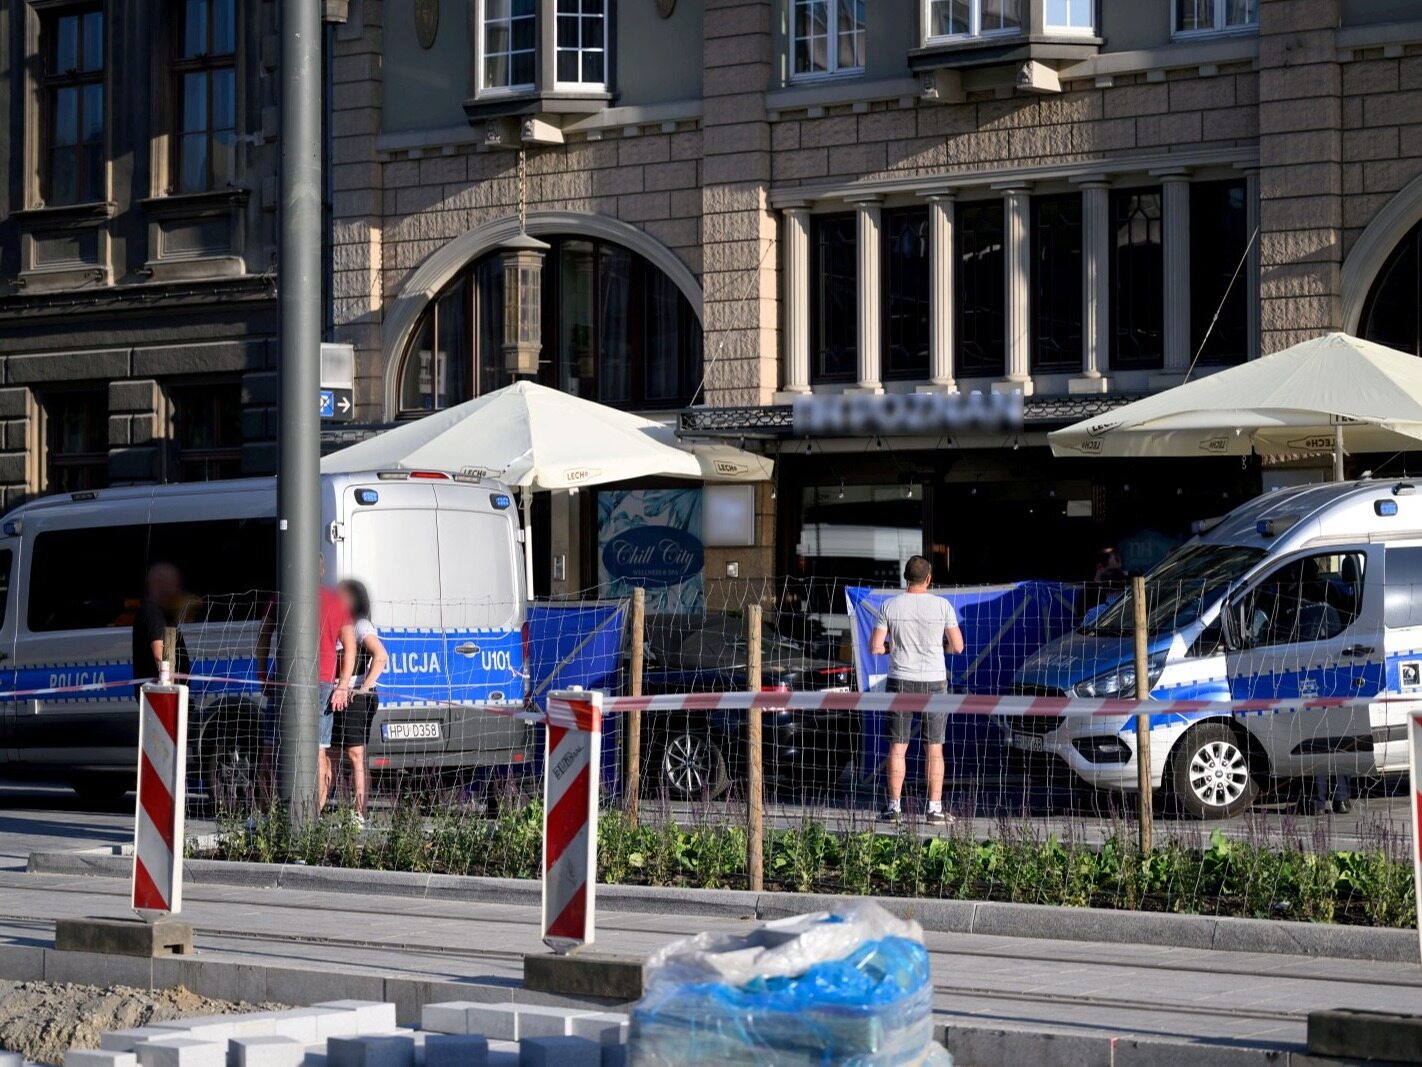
[1170,722,1258,819]
[70,774,131,809]
[658,730,730,800]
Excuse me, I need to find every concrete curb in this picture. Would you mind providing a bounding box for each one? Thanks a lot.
[28,847,1420,965]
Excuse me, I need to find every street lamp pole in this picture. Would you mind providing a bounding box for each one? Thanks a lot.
[276,0,323,823]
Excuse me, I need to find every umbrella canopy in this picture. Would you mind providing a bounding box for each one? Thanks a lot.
[1048,334,1422,466]
[322,380,770,487]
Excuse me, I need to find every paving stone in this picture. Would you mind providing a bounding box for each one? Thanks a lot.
[598,1047,626,1067]
[423,1035,489,1067]
[511,1007,598,1040]
[516,1037,601,1067]
[460,1005,521,1042]
[100,1030,175,1053]
[566,1016,627,1047]
[263,1011,328,1044]
[312,1003,397,1035]
[64,1052,137,1067]
[420,1003,484,1036]
[0,1055,24,1067]
[133,1039,226,1067]
[228,1037,307,1067]
[325,1036,415,1067]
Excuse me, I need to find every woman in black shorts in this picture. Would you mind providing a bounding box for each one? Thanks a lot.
[335,579,388,824]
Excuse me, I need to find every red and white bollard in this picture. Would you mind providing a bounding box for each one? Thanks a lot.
[541,689,602,954]
[132,681,189,920]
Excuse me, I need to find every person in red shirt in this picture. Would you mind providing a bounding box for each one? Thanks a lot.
[256,556,357,812]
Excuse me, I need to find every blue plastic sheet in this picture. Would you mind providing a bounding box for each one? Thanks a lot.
[629,907,936,1066]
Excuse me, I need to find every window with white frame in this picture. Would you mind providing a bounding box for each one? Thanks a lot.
[482,0,536,92]
[925,0,1022,40]
[1045,0,1093,33]
[1173,0,1256,36]
[792,0,865,79]
[555,0,606,86]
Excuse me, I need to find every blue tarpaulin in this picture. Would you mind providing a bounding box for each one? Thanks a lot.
[847,583,1081,778]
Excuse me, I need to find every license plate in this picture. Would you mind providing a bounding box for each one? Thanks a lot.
[1012,732,1045,752]
[382,721,441,741]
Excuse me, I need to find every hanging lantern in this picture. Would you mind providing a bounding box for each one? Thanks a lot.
[500,232,549,377]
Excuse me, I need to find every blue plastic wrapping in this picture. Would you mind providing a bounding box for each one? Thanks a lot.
[628,903,941,1066]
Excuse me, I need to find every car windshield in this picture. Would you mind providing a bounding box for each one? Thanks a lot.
[1083,543,1266,638]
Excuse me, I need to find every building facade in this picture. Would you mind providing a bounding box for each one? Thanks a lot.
[8,0,1422,598]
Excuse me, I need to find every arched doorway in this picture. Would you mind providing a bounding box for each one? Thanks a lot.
[382,211,704,419]
[394,234,704,415]
[1357,219,1422,355]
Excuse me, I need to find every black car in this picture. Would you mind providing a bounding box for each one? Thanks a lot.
[639,613,858,800]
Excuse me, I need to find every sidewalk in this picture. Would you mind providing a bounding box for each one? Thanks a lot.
[2,864,1420,1066]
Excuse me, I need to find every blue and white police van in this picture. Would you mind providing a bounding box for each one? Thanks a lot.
[0,469,529,804]
[1006,479,1421,818]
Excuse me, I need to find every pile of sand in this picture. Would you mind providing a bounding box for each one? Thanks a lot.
[0,980,284,1065]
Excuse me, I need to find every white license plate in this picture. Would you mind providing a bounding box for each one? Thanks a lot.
[382,721,441,741]
[1011,732,1045,752]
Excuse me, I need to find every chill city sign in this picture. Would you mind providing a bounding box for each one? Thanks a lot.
[790,390,1024,437]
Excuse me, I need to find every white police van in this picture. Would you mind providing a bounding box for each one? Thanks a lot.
[1007,479,1420,818]
[0,469,529,804]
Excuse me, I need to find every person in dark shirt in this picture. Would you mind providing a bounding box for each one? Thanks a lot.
[131,562,189,689]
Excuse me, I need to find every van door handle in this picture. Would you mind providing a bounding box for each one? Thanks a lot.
[454,643,481,657]
[1341,645,1375,657]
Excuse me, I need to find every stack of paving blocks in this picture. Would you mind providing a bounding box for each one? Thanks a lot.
[51,1001,629,1067]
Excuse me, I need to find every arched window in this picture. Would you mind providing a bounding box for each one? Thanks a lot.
[1359,219,1422,356]
[398,236,703,414]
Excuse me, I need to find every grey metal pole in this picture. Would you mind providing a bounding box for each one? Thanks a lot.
[276,0,323,825]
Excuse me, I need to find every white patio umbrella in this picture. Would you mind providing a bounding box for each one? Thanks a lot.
[321,380,771,589]
[1048,333,1422,480]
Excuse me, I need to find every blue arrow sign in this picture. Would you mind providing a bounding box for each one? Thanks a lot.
[319,390,335,418]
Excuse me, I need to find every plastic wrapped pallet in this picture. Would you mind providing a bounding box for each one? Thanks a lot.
[627,901,949,1066]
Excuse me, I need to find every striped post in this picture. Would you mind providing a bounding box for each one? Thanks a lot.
[132,683,189,921]
[1410,712,1422,966]
[542,689,602,954]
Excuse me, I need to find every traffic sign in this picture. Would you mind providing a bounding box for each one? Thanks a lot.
[320,388,354,422]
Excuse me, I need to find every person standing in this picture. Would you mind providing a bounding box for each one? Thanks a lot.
[334,579,388,824]
[870,555,965,825]
[255,555,356,812]
[131,562,190,693]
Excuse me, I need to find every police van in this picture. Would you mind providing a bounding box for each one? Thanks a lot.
[1007,479,1421,818]
[0,470,529,804]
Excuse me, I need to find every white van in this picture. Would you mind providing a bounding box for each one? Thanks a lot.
[1007,479,1420,818]
[0,470,529,804]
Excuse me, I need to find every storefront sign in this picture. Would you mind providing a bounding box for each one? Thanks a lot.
[791,391,1024,437]
[598,488,705,612]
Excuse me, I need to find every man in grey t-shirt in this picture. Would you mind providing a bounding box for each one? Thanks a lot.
[870,555,964,825]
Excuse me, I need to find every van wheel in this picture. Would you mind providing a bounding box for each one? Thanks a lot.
[204,736,258,816]
[1170,723,1258,819]
[658,731,730,800]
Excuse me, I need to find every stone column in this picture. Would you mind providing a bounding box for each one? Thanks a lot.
[701,0,777,407]
[1072,177,1111,394]
[776,204,812,398]
[920,191,956,393]
[998,184,1032,394]
[1257,0,1342,353]
[1244,166,1261,360]
[848,195,883,394]
[1158,170,1192,384]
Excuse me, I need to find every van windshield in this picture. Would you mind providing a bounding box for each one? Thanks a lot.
[1082,543,1266,638]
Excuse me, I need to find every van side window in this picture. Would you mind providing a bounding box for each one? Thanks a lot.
[1237,551,1365,648]
[1384,546,1422,628]
[29,518,275,632]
